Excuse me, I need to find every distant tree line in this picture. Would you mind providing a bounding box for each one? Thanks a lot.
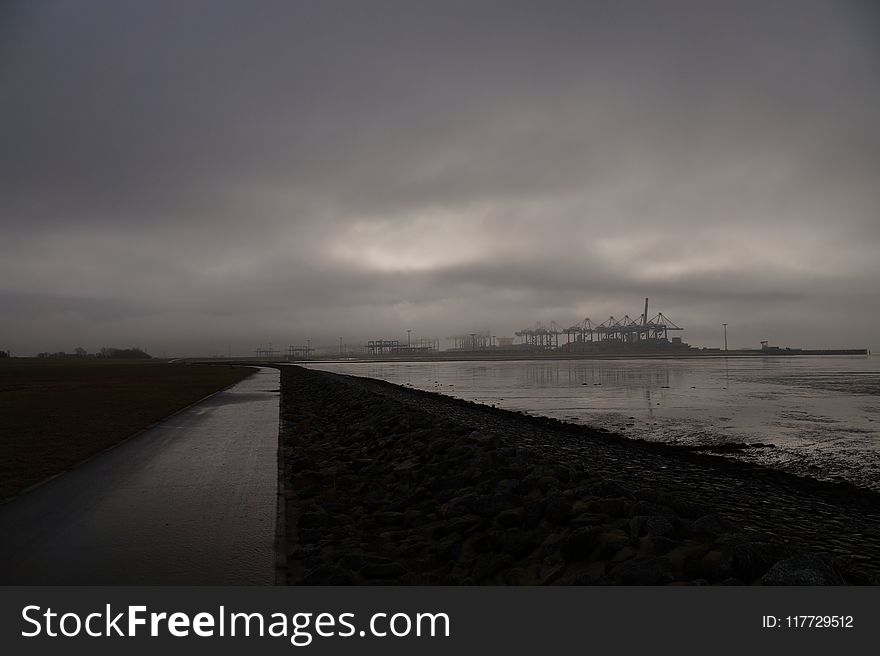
[36,347,151,359]
[0,349,9,358]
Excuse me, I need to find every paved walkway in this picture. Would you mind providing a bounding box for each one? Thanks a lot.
[0,367,279,584]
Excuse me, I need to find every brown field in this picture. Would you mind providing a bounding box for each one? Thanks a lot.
[0,359,254,499]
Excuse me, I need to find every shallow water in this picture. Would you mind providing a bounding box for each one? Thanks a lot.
[305,356,880,492]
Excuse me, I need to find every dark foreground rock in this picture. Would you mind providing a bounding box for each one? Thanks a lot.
[278,366,880,585]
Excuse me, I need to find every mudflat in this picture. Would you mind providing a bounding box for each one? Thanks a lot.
[0,359,253,499]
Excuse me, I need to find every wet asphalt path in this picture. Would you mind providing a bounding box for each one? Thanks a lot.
[0,367,279,584]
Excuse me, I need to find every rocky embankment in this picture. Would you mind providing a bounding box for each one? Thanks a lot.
[278,365,880,585]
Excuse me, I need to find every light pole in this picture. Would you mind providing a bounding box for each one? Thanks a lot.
[407,329,411,348]
[722,323,728,351]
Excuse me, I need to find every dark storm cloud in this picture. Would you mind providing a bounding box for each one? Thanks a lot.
[1,0,878,355]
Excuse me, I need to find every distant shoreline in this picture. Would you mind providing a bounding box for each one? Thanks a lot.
[189,349,871,366]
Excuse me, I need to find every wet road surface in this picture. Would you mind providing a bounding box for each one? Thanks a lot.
[0,367,279,584]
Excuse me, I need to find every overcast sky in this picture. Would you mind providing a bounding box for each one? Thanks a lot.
[1,0,878,356]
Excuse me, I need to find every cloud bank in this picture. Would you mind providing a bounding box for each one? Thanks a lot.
[1,0,878,355]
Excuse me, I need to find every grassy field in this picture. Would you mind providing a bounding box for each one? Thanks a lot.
[0,359,254,499]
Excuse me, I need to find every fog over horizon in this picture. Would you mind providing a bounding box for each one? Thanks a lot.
[1,0,878,357]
